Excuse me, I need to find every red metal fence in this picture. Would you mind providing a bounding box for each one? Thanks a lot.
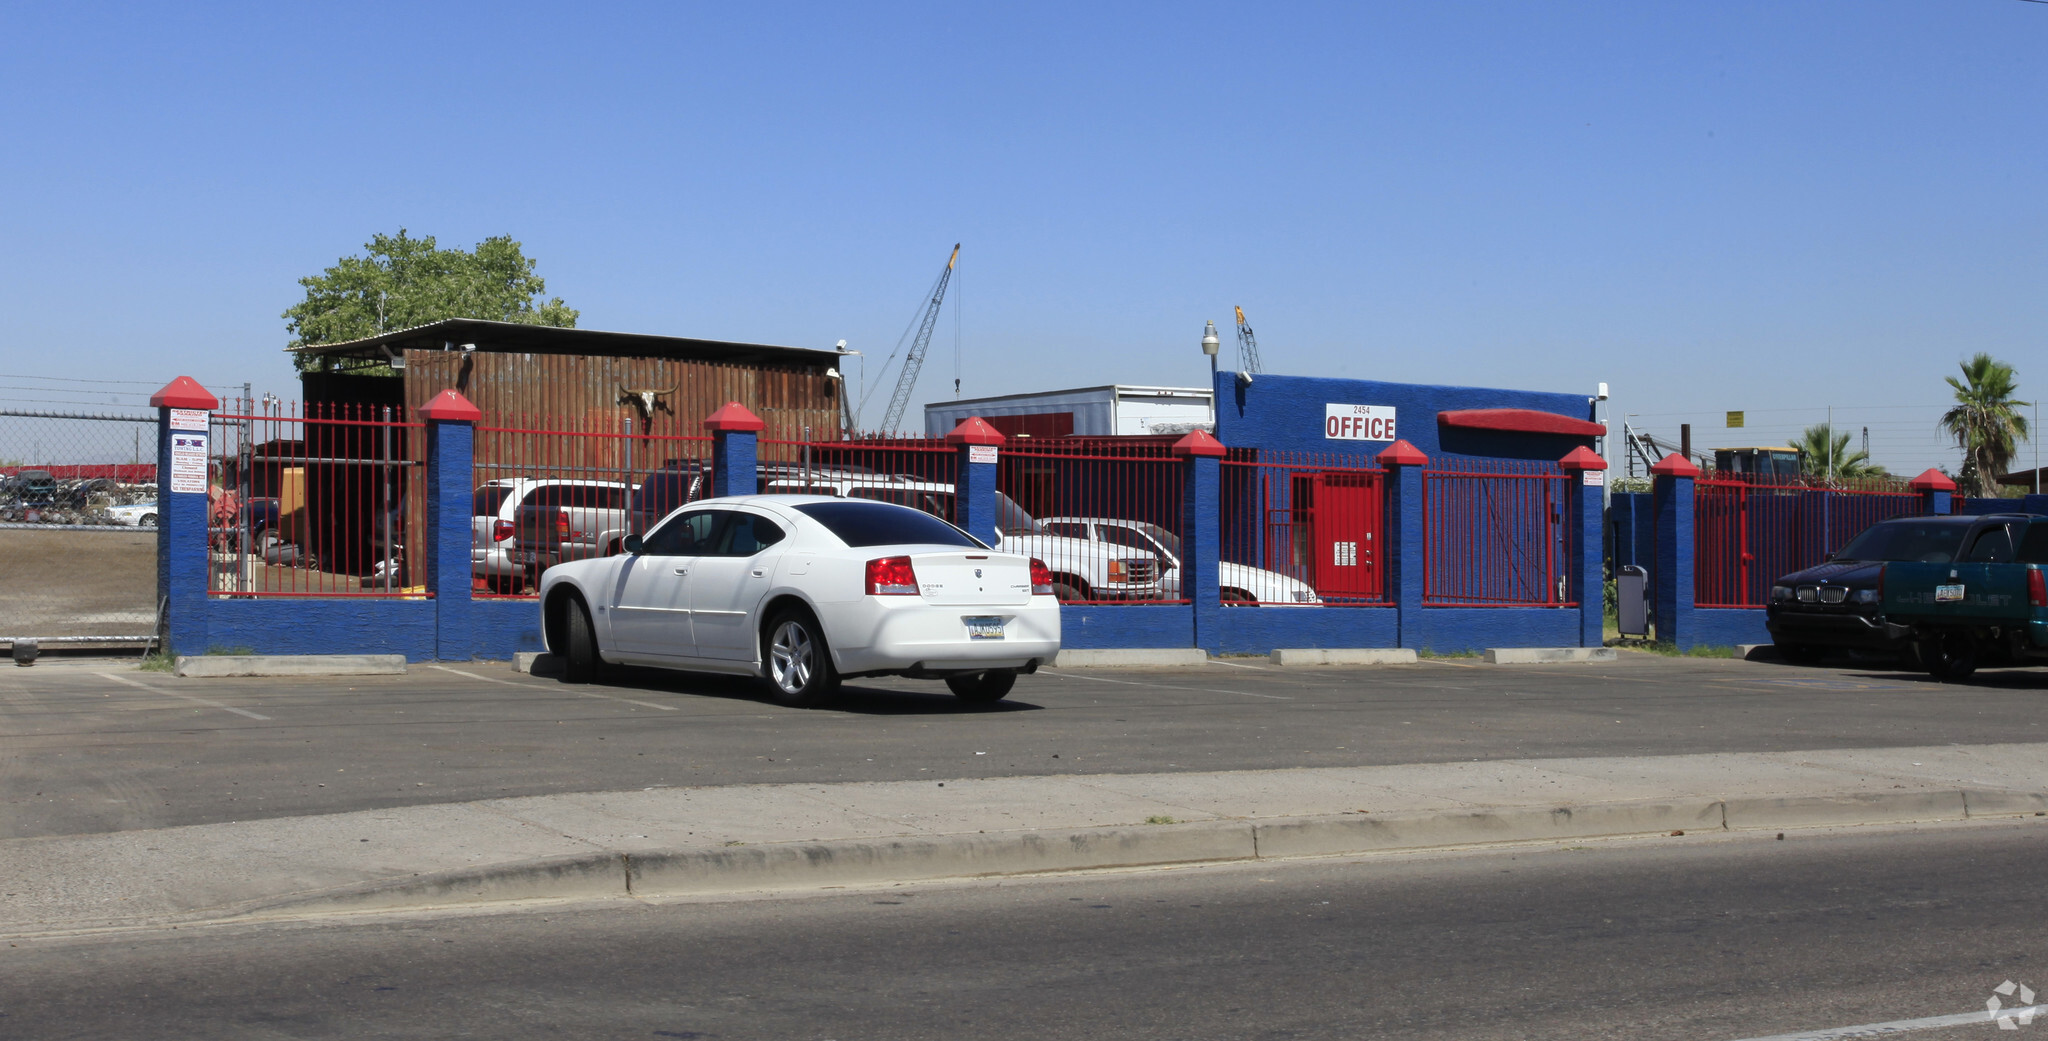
[1220,450,1382,605]
[1423,461,1574,607]
[208,403,426,597]
[757,435,961,523]
[999,438,1186,604]
[1693,472,1920,608]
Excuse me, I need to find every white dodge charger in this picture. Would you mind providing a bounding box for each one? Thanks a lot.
[538,495,1062,706]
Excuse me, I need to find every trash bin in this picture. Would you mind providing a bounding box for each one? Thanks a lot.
[1617,565,1649,638]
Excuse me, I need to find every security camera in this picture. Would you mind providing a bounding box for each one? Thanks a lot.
[460,343,477,353]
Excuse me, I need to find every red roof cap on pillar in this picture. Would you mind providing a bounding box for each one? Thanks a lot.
[1908,468,1957,492]
[944,417,1006,446]
[1558,446,1608,471]
[1170,429,1226,457]
[702,401,766,432]
[416,389,482,422]
[1649,453,1701,478]
[149,376,219,410]
[1375,439,1428,467]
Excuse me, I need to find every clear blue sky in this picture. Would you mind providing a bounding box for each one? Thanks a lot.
[3,1,2042,474]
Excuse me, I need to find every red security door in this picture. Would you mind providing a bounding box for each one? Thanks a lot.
[1311,472,1382,598]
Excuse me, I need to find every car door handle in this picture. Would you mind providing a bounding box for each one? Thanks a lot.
[751,568,765,577]
[673,567,689,576]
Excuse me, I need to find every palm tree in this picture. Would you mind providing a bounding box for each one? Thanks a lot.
[1789,423,1885,480]
[1939,354,2029,497]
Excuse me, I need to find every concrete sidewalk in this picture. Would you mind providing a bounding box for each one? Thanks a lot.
[6,742,2046,935]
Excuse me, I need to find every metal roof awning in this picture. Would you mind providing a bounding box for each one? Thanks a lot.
[1437,408,1605,437]
[289,318,843,369]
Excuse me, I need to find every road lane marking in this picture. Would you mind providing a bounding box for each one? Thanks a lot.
[1719,1004,2042,1040]
[1039,669,1292,699]
[94,672,270,721]
[1415,658,1478,668]
[1204,658,1271,671]
[428,665,679,711]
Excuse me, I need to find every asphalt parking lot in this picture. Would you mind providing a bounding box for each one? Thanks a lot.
[2,651,2044,841]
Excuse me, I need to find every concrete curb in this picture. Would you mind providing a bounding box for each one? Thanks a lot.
[512,652,562,676]
[173,654,407,678]
[1048,648,1210,668]
[218,787,2048,922]
[1270,648,1418,666]
[1484,647,1618,665]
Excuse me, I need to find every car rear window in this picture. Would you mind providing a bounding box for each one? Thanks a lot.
[794,501,987,549]
[1833,520,1970,563]
[473,486,512,517]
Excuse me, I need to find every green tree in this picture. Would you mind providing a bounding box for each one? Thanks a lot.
[1939,353,2029,497]
[1789,423,1885,480]
[284,230,579,372]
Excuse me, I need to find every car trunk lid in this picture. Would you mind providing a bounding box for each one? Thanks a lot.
[910,551,1034,606]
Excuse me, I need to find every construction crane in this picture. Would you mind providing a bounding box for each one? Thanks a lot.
[1233,305,1264,383]
[868,244,960,434]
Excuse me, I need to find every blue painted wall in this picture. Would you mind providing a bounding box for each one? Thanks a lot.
[1214,371,1596,464]
[1060,604,1194,649]
[1213,607,1398,655]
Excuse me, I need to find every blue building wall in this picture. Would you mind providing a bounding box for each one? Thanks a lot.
[1214,372,1596,464]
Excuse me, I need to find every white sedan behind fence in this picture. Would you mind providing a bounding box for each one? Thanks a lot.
[537,495,1062,705]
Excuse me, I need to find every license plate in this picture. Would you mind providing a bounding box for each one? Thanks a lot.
[964,615,1005,640]
[1935,584,1964,602]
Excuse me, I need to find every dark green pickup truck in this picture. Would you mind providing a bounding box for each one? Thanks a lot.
[1880,515,2048,679]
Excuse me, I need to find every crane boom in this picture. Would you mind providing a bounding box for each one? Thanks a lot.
[1233,305,1263,375]
[878,244,960,434]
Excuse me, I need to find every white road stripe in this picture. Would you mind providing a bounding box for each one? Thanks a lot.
[1415,657,1479,668]
[1204,658,1270,670]
[94,672,271,721]
[428,665,679,711]
[1040,669,1291,699]
[1720,1005,2040,1040]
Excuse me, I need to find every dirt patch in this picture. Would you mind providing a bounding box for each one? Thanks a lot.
[0,527,157,636]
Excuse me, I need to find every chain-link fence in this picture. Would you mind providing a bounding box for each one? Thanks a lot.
[0,409,162,647]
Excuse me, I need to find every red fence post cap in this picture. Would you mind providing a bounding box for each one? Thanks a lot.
[703,402,766,432]
[1558,446,1608,471]
[1649,453,1701,478]
[1170,429,1226,457]
[1907,468,1957,492]
[417,389,482,422]
[945,417,1007,446]
[1375,439,1429,467]
[149,376,219,410]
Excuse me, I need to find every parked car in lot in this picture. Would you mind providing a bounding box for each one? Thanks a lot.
[762,473,1163,601]
[1872,514,2048,680]
[1766,513,2040,672]
[538,495,1061,705]
[493,479,632,589]
[106,501,158,527]
[1039,516,1322,604]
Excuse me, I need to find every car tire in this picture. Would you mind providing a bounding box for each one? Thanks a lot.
[485,574,523,595]
[1221,588,1258,606]
[561,596,600,684]
[1919,630,1977,682]
[945,670,1016,704]
[763,607,839,707]
[139,513,157,528]
[1051,581,1086,602]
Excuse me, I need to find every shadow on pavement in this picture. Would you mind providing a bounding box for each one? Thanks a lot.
[570,663,1044,715]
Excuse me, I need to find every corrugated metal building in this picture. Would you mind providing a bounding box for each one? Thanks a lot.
[924,385,1212,439]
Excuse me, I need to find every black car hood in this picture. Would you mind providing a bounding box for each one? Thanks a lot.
[1777,560,1886,586]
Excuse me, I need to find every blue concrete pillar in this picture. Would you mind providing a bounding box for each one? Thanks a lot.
[1650,453,1699,648]
[1559,447,1608,648]
[1910,468,1956,515]
[1173,430,1226,652]
[150,376,220,657]
[1377,440,1429,649]
[420,390,481,660]
[944,417,1006,544]
[704,402,764,497]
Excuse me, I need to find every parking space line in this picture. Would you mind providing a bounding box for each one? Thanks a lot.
[1204,658,1271,671]
[1717,1004,2036,1040]
[94,672,271,721]
[428,665,680,711]
[1039,669,1292,700]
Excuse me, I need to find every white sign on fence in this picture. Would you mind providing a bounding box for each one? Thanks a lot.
[968,445,999,465]
[1324,403,1397,442]
[169,431,208,493]
[169,408,208,431]
[1583,470,1605,487]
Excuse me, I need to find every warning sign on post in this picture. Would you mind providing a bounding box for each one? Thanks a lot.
[968,445,999,465]
[169,432,208,493]
[169,408,208,432]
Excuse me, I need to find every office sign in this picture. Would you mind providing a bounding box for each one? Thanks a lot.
[1325,403,1397,442]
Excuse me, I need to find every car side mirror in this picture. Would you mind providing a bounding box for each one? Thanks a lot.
[622,535,644,555]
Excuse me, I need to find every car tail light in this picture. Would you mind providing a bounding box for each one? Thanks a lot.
[1030,558,1054,596]
[2030,568,2046,608]
[554,510,571,539]
[866,555,920,596]
[493,519,515,542]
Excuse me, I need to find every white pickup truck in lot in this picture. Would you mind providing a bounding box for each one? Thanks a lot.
[1039,516,1322,604]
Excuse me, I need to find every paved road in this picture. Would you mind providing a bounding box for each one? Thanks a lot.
[4,654,2046,839]
[5,820,2042,1040]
